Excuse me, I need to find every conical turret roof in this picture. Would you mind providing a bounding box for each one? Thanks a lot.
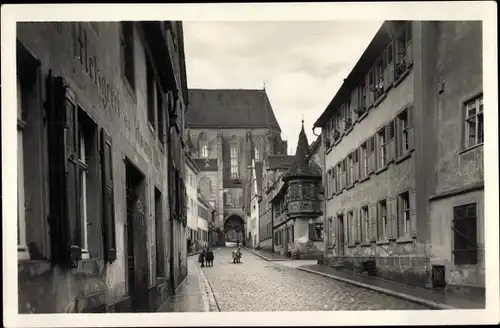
[283,120,322,181]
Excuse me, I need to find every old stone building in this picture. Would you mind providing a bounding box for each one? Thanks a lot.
[185,89,287,246]
[258,154,295,250]
[269,121,324,258]
[313,21,483,293]
[17,21,188,313]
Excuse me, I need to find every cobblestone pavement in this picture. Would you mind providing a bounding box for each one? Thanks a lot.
[201,248,431,311]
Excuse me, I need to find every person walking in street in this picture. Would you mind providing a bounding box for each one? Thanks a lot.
[206,248,214,267]
[198,249,206,267]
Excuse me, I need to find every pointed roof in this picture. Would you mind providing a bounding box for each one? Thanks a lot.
[283,120,322,181]
[186,89,281,131]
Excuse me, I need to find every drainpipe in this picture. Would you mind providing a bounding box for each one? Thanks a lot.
[271,200,275,253]
[313,127,327,264]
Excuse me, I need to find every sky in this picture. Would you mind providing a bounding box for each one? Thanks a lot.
[183,21,383,154]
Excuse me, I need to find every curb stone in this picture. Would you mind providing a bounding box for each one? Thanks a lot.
[199,266,220,312]
[296,266,454,310]
[244,247,292,262]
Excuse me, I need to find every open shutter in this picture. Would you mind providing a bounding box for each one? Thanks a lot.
[410,190,417,237]
[368,139,375,174]
[366,70,375,108]
[386,120,396,163]
[408,107,415,151]
[396,117,402,158]
[354,210,360,243]
[353,149,359,182]
[370,204,377,242]
[86,126,102,259]
[388,197,397,239]
[101,128,117,263]
[331,217,336,247]
[406,23,414,66]
[46,73,73,265]
[308,222,315,241]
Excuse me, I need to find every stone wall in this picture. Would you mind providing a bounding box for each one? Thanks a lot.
[16,22,187,313]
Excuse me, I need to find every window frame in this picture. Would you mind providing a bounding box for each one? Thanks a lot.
[399,191,410,237]
[464,95,484,149]
[362,206,370,243]
[378,199,388,240]
[120,22,135,91]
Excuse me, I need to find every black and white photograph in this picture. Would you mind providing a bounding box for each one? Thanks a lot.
[1,2,498,327]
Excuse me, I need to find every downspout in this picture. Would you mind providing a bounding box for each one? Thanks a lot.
[313,127,327,264]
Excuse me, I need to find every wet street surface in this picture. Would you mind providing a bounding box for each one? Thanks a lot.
[201,248,430,311]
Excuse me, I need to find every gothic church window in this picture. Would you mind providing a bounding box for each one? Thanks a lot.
[230,136,239,178]
[198,133,209,158]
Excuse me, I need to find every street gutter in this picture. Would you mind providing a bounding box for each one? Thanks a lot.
[295,266,455,310]
[244,247,292,262]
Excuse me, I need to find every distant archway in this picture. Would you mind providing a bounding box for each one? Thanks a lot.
[224,215,245,243]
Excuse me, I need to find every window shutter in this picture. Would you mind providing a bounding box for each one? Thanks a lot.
[396,117,402,157]
[366,70,375,108]
[331,217,336,247]
[308,223,315,241]
[353,149,359,182]
[46,73,73,266]
[101,128,117,262]
[384,42,395,87]
[367,139,375,174]
[376,203,382,239]
[354,210,360,243]
[408,107,415,151]
[388,197,397,239]
[86,128,102,259]
[369,204,377,242]
[351,88,358,114]
[410,190,417,237]
[387,121,396,163]
[406,24,414,65]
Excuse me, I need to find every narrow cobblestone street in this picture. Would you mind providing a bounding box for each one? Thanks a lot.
[200,248,430,311]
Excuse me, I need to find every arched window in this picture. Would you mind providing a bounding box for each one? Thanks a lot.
[230,136,239,178]
[254,139,261,161]
[198,133,209,158]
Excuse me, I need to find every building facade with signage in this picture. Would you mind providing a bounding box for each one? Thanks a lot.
[185,89,287,246]
[313,21,484,292]
[16,21,189,313]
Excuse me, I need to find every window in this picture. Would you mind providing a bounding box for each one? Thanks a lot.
[230,142,239,178]
[360,142,368,179]
[255,145,260,161]
[359,81,367,110]
[398,109,409,154]
[465,96,484,148]
[378,200,388,240]
[198,134,209,158]
[316,223,324,240]
[378,127,387,168]
[395,22,412,79]
[120,22,135,89]
[453,203,478,265]
[399,191,410,237]
[347,154,353,186]
[374,57,385,97]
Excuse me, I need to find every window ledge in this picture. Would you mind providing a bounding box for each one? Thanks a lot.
[327,195,334,200]
[396,237,414,244]
[459,143,483,155]
[326,146,334,155]
[347,244,357,248]
[345,184,354,191]
[358,111,368,123]
[334,137,342,147]
[121,75,137,100]
[395,152,411,164]
[17,248,31,261]
[375,166,388,175]
[373,93,388,108]
[359,176,370,183]
[376,240,391,245]
[360,242,372,247]
[345,126,354,136]
[394,69,411,89]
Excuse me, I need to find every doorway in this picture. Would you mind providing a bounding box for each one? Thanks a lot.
[337,215,345,256]
[125,160,148,312]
